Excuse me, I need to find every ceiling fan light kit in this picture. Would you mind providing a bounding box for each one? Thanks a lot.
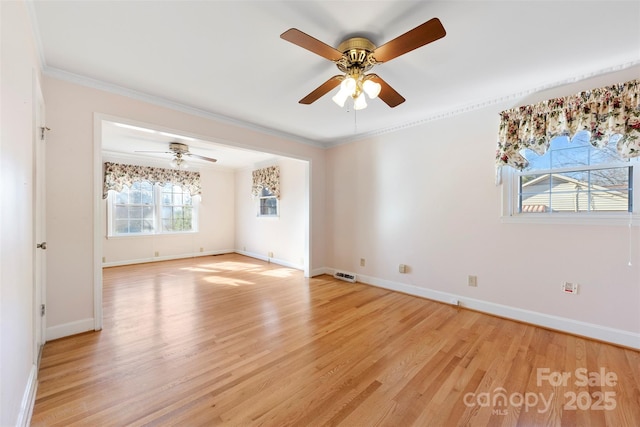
[169,154,188,169]
[281,17,446,110]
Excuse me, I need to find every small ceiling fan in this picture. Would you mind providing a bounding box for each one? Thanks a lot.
[136,142,217,168]
[281,17,446,109]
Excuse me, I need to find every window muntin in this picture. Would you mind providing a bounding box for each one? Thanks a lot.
[258,187,278,217]
[109,181,197,236]
[515,132,634,215]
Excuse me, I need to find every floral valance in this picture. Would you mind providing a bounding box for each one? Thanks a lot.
[251,166,280,199]
[496,79,640,171]
[103,162,201,199]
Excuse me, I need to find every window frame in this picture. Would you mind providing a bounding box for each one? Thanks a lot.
[257,187,279,218]
[501,145,640,226]
[107,181,199,237]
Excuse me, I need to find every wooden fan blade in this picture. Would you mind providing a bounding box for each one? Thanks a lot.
[299,75,343,104]
[186,153,217,163]
[368,74,405,107]
[281,28,343,61]
[373,18,446,63]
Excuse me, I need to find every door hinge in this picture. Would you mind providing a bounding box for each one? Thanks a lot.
[40,304,46,317]
[40,126,50,141]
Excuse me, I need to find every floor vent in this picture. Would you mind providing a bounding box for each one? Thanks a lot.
[334,271,356,283]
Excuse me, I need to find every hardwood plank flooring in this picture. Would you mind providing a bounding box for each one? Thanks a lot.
[31,254,640,426]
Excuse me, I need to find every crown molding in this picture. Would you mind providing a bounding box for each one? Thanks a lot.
[323,59,640,148]
[42,58,639,151]
[42,66,327,149]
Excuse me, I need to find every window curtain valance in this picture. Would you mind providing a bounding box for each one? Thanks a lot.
[251,166,280,199]
[103,162,201,199]
[496,79,640,171]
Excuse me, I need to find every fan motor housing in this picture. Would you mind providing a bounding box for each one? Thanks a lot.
[169,142,189,154]
[336,37,377,73]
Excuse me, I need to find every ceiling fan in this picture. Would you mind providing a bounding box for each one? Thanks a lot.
[280,17,446,109]
[136,142,217,168]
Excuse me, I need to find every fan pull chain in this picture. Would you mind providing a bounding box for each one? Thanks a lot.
[628,212,634,267]
[353,106,358,134]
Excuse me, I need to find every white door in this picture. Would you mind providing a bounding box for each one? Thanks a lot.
[33,75,47,363]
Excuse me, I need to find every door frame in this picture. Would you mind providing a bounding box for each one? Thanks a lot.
[33,72,46,360]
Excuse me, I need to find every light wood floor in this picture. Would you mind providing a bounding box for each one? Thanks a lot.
[32,254,640,426]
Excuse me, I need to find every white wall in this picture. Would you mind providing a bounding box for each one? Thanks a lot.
[235,157,307,269]
[42,75,326,340]
[0,1,41,425]
[326,67,640,348]
[102,166,235,265]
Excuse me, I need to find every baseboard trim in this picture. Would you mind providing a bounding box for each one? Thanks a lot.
[46,318,95,341]
[235,250,304,270]
[102,250,234,267]
[330,269,640,350]
[310,267,330,277]
[16,364,38,427]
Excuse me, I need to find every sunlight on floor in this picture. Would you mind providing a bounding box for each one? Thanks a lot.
[202,275,255,287]
[259,268,295,278]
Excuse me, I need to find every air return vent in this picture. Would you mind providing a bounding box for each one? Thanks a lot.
[334,271,356,283]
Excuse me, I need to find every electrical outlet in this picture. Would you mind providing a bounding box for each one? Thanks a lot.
[200,247,204,252]
[102,256,106,263]
[360,258,366,267]
[268,251,274,258]
[468,275,478,287]
[562,281,579,294]
[399,264,407,273]
[154,251,159,257]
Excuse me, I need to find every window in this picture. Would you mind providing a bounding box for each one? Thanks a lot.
[258,187,278,217]
[108,181,198,236]
[505,131,638,219]
[160,183,194,232]
[113,181,155,234]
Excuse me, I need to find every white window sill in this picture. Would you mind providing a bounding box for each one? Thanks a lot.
[106,231,198,239]
[501,213,640,227]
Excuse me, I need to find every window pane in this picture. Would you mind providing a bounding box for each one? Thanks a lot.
[115,220,129,233]
[590,190,629,212]
[143,206,154,219]
[259,196,278,216]
[162,206,172,219]
[590,167,629,189]
[142,219,155,232]
[551,145,589,169]
[115,186,129,204]
[129,206,142,219]
[141,189,153,204]
[129,220,142,233]
[173,207,183,220]
[520,173,550,213]
[115,205,129,219]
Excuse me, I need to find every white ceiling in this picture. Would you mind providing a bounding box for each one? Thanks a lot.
[101,120,277,170]
[30,1,640,160]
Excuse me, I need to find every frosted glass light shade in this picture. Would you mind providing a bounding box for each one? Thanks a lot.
[354,93,367,110]
[332,87,350,107]
[363,80,381,99]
